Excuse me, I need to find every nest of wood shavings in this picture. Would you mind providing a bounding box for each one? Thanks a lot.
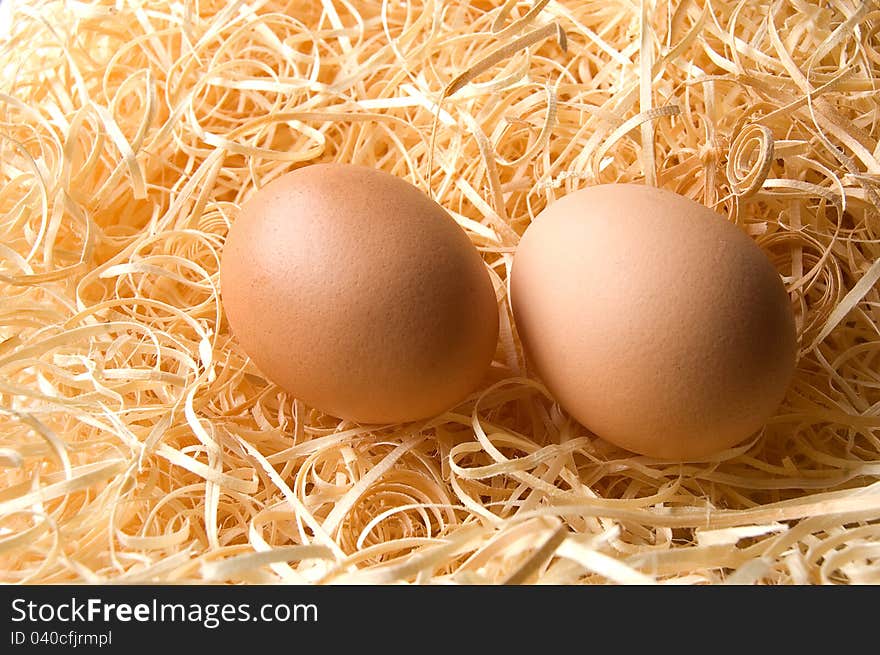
[1,0,879,585]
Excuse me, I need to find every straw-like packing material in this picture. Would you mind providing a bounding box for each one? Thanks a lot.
[1,0,879,585]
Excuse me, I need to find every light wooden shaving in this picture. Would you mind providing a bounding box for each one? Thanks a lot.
[1,0,879,585]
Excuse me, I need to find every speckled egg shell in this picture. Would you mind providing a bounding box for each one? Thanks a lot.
[221,163,499,423]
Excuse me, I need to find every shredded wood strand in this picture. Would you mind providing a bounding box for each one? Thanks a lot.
[1,0,879,585]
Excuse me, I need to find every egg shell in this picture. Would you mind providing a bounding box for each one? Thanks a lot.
[511,183,798,460]
[220,163,499,423]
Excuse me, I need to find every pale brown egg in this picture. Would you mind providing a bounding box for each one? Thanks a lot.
[220,163,498,423]
[511,183,797,460]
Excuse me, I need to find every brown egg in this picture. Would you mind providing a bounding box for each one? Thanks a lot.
[220,163,498,423]
[511,183,797,460]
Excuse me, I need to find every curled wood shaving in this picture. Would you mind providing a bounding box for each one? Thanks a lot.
[1,0,879,585]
